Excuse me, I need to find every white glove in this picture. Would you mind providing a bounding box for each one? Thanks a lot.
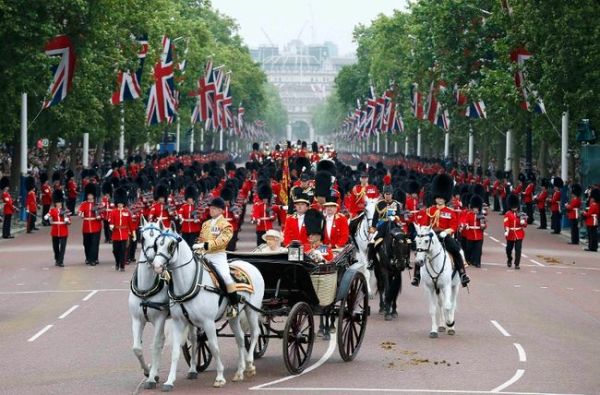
[440,231,448,238]
[309,250,324,262]
[504,231,508,237]
[192,243,204,251]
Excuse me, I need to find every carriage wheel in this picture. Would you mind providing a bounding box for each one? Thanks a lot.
[282,302,314,374]
[244,319,270,359]
[182,328,213,372]
[337,272,369,362]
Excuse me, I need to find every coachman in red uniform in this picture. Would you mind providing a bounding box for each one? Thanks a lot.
[504,194,527,269]
[40,173,52,226]
[1,176,15,239]
[322,191,349,248]
[413,174,470,287]
[44,190,71,267]
[178,185,201,248]
[565,184,582,245]
[79,183,102,265]
[283,192,311,246]
[109,187,134,271]
[25,176,38,233]
[582,188,599,252]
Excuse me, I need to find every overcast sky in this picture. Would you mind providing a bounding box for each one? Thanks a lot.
[210,0,408,56]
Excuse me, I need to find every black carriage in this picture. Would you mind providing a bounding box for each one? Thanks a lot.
[182,244,370,375]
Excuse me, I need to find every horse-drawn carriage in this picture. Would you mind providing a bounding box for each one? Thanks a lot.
[182,243,370,375]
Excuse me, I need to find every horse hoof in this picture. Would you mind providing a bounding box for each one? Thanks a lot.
[232,372,244,382]
[378,308,385,315]
[187,372,198,380]
[438,326,446,332]
[161,384,174,392]
[391,311,398,319]
[369,293,375,300]
[429,332,438,339]
[384,313,393,321]
[244,366,256,377]
[447,328,456,335]
[329,326,336,334]
[143,371,150,378]
[144,382,157,390]
[213,379,227,388]
[323,333,331,341]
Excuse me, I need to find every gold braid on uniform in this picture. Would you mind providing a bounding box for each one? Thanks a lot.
[427,207,441,229]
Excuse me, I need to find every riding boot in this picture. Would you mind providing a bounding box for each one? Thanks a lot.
[227,291,240,318]
[411,265,420,287]
[367,243,376,270]
[451,251,470,287]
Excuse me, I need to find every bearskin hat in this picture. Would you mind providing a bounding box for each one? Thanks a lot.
[184,185,198,200]
[84,182,97,198]
[431,173,454,202]
[469,194,483,210]
[590,188,600,202]
[220,187,234,202]
[113,187,128,206]
[393,188,406,205]
[209,197,225,210]
[304,209,324,236]
[65,169,74,179]
[356,162,366,172]
[0,176,9,190]
[301,141,307,148]
[552,177,564,189]
[461,193,472,208]
[295,157,311,174]
[25,176,35,191]
[571,183,582,197]
[495,170,504,180]
[101,181,112,196]
[225,161,236,173]
[507,193,520,210]
[52,172,61,184]
[518,173,526,183]
[287,140,292,148]
[312,141,318,153]
[40,172,48,184]
[316,159,337,178]
[314,171,332,198]
[154,183,169,200]
[540,178,549,188]
[257,183,272,200]
[52,189,64,204]
[471,183,485,197]
[407,180,420,195]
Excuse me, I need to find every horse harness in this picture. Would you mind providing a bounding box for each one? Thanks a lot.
[416,232,447,295]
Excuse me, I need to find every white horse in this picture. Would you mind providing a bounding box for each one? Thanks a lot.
[129,219,175,389]
[152,229,265,391]
[350,197,378,298]
[413,224,460,338]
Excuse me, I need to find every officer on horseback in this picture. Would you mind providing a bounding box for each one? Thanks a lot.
[412,173,470,287]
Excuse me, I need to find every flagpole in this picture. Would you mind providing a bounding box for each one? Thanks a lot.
[20,93,28,222]
[561,111,568,180]
[417,127,422,157]
[394,138,398,154]
[404,135,409,155]
[219,128,223,151]
[176,116,180,153]
[444,130,450,159]
[468,124,474,165]
[200,127,204,152]
[83,133,89,168]
[505,129,512,172]
[119,105,125,160]
[190,124,195,153]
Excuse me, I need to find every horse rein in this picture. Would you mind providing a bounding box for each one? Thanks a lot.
[416,232,446,293]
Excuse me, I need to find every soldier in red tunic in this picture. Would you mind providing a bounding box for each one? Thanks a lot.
[101,181,114,242]
[79,183,102,265]
[322,191,349,249]
[66,169,78,214]
[40,173,52,226]
[504,194,527,269]
[462,195,486,268]
[582,188,599,252]
[44,190,71,267]
[283,192,311,246]
[346,172,380,219]
[177,185,201,248]
[149,184,172,228]
[523,174,536,224]
[25,176,38,233]
[413,173,470,287]
[1,176,15,239]
[251,183,278,246]
[534,178,549,229]
[565,184,582,245]
[109,187,134,271]
[550,177,563,234]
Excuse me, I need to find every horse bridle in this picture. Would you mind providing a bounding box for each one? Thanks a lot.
[138,224,162,264]
[154,232,194,272]
[415,230,446,292]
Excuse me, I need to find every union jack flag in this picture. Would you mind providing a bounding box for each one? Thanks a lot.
[237,104,245,134]
[410,83,424,120]
[212,67,225,129]
[391,108,405,133]
[510,47,546,114]
[42,35,76,109]
[426,81,450,131]
[466,100,487,119]
[111,35,148,105]
[220,73,233,128]
[145,36,176,125]
[190,60,215,126]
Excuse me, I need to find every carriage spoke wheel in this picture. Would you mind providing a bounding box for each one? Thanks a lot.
[244,319,270,359]
[182,328,213,373]
[337,272,369,362]
[282,302,314,374]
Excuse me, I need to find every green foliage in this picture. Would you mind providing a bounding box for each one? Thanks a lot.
[312,90,346,136]
[261,83,288,137]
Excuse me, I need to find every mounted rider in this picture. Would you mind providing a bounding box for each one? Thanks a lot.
[346,167,380,219]
[412,173,470,287]
[193,197,239,318]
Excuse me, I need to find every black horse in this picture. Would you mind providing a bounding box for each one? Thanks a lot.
[371,221,411,320]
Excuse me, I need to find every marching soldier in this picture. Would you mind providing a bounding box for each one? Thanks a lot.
[149,184,172,228]
[565,184,582,245]
[582,188,599,252]
[462,195,486,268]
[101,181,113,243]
[504,194,527,269]
[405,180,420,241]
[322,191,349,249]
[535,178,549,229]
[550,177,563,234]
[66,170,78,214]
[40,173,52,226]
[413,173,470,287]
[283,192,311,246]
[108,187,134,271]
[523,174,536,224]
[44,190,71,267]
[1,176,15,239]
[193,197,239,318]
[251,183,278,246]
[25,176,38,233]
[78,183,102,265]
[177,185,201,248]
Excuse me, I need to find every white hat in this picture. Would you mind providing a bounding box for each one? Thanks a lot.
[262,229,283,242]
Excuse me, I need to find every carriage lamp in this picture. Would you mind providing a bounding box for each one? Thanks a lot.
[288,240,304,262]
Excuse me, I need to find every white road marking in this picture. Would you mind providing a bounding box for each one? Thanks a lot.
[16,283,24,286]
[529,259,545,267]
[491,369,525,393]
[490,320,511,337]
[513,285,521,288]
[521,253,529,258]
[250,335,336,390]
[489,236,500,243]
[58,305,79,319]
[540,286,548,289]
[566,288,574,291]
[593,289,600,292]
[514,343,526,362]
[82,290,98,301]
[0,288,128,296]
[556,272,562,275]
[253,387,583,395]
[42,267,49,271]
[501,243,507,247]
[28,324,53,342]
[530,270,537,273]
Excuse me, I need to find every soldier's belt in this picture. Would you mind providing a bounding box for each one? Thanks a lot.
[508,227,522,230]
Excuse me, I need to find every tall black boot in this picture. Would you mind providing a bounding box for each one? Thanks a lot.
[451,251,470,287]
[411,265,420,287]
[367,243,376,270]
[227,291,240,318]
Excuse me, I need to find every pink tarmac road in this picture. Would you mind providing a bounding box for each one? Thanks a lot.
[0,210,598,395]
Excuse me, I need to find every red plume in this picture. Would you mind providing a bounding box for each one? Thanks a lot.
[383,174,391,185]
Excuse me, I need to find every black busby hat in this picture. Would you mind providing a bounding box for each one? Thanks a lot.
[154,183,169,200]
[25,176,35,191]
[40,172,48,184]
[52,171,61,184]
[518,173,526,183]
[301,141,307,148]
[101,181,113,196]
[393,189,406,205]
[220,187,234,202]
[300,172,311,181]
[304,209,324,236]
[316,159,337,178]
[293,192,311,205]
[209,197,225,210]
[552,177,564,189]
[590,188,600,202]
[431,173,454,202]
[407,180,420,194]
[114,187,128,206]
[469,194,483,210]
[225,161,236,172]
[84,182,97,198]
[540,178,550,188]
[571,184,582,197]
[252,142,259,151]
[65,169,74,179]
[312,141,318,153]
[257,183,272,200]
[52,189,64,204]
[495,170,504,180]
[471,183,485,197]
[314,171,332,198]
[507,193,520,210]
[184,185,198,200]
[0,176,10,190]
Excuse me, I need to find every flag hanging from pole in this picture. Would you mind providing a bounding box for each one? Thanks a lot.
[145,36,176,125]
[111,35,148,105]
[42,35,76,109]
[510,47,546,114]
[410,83,424,120]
